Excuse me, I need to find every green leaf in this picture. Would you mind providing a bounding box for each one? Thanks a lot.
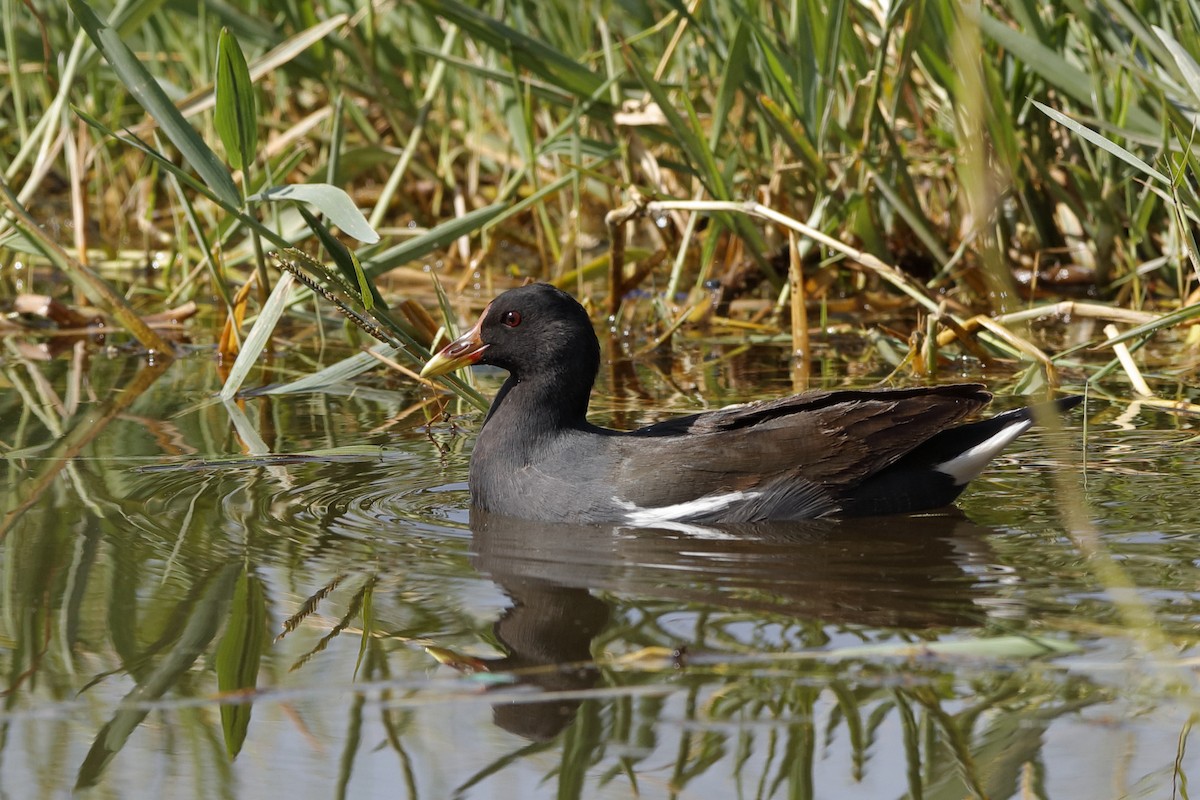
[215,572,268,758]
[73,105,292,250]
[250,183,380,243]
[364,202,508,278]
[219,271,297,400]
[1153,25,1200,110]
[67,0,240,206]
[296,206,379,311]
[258,343,400,395]
[973,8,1158,135]
[214,27,258,173]
[1031,100,1169,185]
[414,0,607,104]
[710,19,749,149]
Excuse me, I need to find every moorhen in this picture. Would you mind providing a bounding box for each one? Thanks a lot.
[420,283,1078,524]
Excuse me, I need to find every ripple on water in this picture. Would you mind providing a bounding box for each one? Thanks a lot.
[124,443,474,564]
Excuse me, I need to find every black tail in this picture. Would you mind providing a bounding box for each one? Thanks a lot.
[839,396,1081,517]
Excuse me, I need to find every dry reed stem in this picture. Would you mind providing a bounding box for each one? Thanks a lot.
[1103,323,1154,397]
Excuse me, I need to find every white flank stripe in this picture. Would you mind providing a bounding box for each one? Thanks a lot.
[935,420,1033,485]
[615,491,759,525]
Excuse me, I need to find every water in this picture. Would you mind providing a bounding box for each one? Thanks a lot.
[1,343,1198,799]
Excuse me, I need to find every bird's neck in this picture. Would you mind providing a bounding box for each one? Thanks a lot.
[482,366,594,437]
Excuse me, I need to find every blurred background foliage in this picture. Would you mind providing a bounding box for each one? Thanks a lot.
[2,0,1199,354]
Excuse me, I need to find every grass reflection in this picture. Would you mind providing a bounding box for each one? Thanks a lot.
[0,352,1197,798]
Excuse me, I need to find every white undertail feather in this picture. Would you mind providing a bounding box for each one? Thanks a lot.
[934,419,1033,485]
[615,491,760,525]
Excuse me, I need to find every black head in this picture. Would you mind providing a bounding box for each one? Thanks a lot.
[473,284,598,378]
[421,283,601,394]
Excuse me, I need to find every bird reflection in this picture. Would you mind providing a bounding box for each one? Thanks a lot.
[467,509,1018,740]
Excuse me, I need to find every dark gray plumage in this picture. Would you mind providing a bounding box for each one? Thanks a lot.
[420,283,1078,524]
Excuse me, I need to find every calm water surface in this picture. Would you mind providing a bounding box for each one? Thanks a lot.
[1,341,1198,799]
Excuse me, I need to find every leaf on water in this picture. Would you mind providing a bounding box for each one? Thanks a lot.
[1031,100,1169,185]
[214,28,258,172]
[66,0,240,206]
[250,183,380,243]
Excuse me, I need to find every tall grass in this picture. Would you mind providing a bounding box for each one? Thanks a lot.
[1,0,1198,393]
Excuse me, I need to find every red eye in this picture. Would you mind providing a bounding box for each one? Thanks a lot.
[502,310,522,328]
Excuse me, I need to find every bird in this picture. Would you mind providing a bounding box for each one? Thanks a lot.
[419,283,1079,525]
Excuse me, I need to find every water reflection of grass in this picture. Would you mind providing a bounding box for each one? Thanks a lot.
[0,349,1195,795]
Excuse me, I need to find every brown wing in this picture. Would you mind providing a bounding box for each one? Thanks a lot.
[609,385,991,516]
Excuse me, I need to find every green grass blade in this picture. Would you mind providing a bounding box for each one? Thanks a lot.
[1032,100,1168,184]
[364,202,508,278]
[415,0,607,104]
[974,7,1158,134]
[710,19,750,148]
[219,271,296,400]
[214,27,258,172]
[1154,25,1200,109]
[259,344,400,395]
[67,0,240,206]
[746,16,805,122]
[1095,300,1200,348]
[411,47,577,107]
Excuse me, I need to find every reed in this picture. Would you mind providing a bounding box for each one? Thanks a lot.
[1,0,1197,400]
